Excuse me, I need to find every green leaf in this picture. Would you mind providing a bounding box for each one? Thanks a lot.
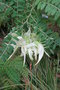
[5,66,20,84]
[54,11,60,20]
[41,2,46,10]
[37,2,42,10]
[35,0,40,6]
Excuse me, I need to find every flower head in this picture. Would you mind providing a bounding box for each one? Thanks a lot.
[9,29,49,66]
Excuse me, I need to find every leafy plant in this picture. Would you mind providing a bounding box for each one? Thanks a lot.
[0,56,28,90]
[35,0,60,26]
[0,0,60,90]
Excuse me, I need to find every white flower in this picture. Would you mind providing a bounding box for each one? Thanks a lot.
[20,42,46,65]
[35,43,44,65]
[26,43,36,48]
[8,30,49,66]
[28,48,33,60]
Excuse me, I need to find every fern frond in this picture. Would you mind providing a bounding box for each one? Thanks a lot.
[0,56,28,84]
[35,0,60,20]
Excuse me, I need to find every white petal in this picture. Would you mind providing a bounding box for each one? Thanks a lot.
[35,44,44,65]
[23,53,26,66]
[28,48,33,60]
[45,51,50,57]
[21,46,27,54]
[26,43,36,48]
[21,46,27,65]
[32,47,37,60]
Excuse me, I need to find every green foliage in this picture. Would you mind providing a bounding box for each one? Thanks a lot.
[0,56,28,89]
[0,0,33,31]
[35,0,60,19]
[0,0,60,90]
[25,56,57,90]
[35,0,60,26]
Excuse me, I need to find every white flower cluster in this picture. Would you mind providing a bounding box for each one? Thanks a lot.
[8,29,49,65]
[19,41,45,66]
